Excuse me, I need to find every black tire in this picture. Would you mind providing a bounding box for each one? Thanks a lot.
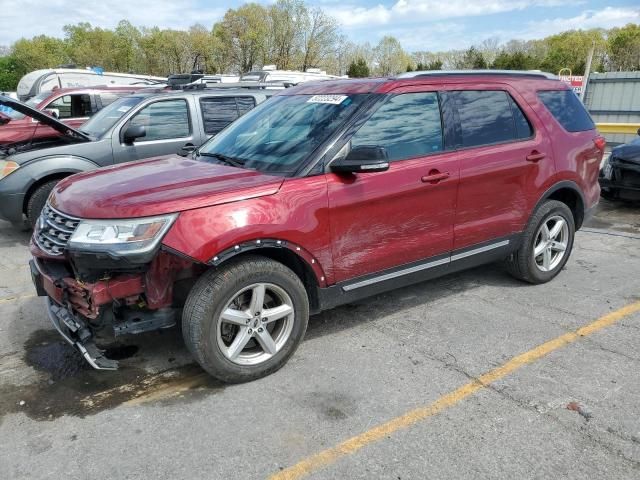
[26,180,60,228]
[505,200,575,284]
[182,255,309,383]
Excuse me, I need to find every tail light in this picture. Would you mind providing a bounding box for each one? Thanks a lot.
[594,136,606,151]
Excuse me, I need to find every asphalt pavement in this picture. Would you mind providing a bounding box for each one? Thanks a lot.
[0,198,639,480]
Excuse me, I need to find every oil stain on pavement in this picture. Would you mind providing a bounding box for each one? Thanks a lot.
[0,330,224,422]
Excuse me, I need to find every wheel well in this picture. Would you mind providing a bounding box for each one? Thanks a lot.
[23,173,72,214]
[546,187,584,229]
[216,248,321,313]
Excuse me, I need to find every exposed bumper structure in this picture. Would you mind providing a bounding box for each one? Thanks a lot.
[45,298,118,370]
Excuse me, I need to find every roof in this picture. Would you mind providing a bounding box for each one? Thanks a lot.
[279,71,565,96]
[396,70,558,80]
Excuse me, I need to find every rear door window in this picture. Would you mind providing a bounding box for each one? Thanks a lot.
[453,90,515,148]
[128,99,190,141]
[200,97,251,135]
[350,92,443,162]
[537,90,595,132]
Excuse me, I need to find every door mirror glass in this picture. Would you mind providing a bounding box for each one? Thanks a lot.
[123,125,146,144]
[331,145,390,173]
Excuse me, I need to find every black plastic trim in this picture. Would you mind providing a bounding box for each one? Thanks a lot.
[208,238,288,266]
[317,234,520,312]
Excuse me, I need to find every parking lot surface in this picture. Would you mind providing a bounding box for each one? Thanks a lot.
[1,199,639,479]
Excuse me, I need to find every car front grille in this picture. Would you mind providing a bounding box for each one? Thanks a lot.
[35,204,81,256]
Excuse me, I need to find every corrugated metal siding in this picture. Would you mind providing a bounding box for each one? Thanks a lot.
[584,71,640,145]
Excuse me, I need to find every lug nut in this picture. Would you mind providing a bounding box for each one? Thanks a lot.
[258,328,263,332]
[248,329,253,334]
[262,318,267,323]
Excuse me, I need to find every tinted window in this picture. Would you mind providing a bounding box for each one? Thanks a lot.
[509,95,533,139]
[454,91,514,148]
[129,99,190,141]
[538,90,595,132]
[200,97,240,135]
[236,97,256,116]
[350,92,443,162]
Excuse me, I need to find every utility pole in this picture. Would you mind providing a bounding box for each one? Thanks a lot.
[580,42,595,101]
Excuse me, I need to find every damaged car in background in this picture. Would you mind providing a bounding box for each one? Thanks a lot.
[0,89,270,228]
[600,130,640,201]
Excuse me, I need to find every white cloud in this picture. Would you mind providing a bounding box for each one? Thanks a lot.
[0,0,225,45]
[519,6,640,39]
[333,0,568,27]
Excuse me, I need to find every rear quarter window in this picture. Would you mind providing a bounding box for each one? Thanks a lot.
[537,90,595,132]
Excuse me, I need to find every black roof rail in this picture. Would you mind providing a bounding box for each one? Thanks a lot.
[179,81,291,91]
[396,69,558,80]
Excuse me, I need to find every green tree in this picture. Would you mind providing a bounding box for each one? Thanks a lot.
[491,51,537,70]
[607,24,640,71]
[347,57,369,77]
[373,36,406,76]
[425,60,442,70]
[213,3,270,73]
[458,47,487,69]
[0,55,22,91]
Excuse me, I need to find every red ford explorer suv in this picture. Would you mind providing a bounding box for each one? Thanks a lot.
[30,71,604,383]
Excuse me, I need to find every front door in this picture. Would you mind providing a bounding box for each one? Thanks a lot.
[326,91,459,283]
[113,98,196,163]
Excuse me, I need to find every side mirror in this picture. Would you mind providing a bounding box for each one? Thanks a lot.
[178,143,197,157]
[331,145,390,174]
[123,125,146,144]
[44,108,59,119]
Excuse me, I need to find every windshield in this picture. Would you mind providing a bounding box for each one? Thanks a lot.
[3,91,51,120]
[80,96,145,138]
[197,94,367,176]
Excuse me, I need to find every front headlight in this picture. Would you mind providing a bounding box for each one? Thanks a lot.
[68,214,178,255]
[0,160,19,180]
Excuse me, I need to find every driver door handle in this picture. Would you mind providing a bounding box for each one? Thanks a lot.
[526,151,546,162]
[421,171,450,184]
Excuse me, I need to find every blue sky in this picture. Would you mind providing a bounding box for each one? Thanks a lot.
[2,0,639,51]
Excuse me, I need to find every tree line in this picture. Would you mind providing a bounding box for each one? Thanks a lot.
[0,0,639,91]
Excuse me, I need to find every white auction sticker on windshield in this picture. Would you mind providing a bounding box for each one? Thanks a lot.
[307,95,348,105]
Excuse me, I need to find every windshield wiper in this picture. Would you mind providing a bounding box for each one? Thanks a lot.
[197,151,246,168]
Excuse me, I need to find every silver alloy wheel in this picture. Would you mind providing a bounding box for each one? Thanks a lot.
[215,283,295,366]
[533,215,569,272]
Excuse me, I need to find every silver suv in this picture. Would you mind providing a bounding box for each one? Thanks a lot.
[0,88,272,227]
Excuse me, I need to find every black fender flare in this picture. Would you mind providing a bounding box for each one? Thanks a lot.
[531,180,586,228]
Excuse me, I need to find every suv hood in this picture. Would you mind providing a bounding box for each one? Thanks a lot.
[50,155,285,218]
[0,95,91,142]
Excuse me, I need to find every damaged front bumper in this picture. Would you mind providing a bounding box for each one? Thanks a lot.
[31,258,119,369]
[30,252,189,371]
[45,298,118,370]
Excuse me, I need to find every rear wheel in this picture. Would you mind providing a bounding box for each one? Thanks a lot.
[26,180,60,228]
[506,200,575,284]
[182,256,309,383]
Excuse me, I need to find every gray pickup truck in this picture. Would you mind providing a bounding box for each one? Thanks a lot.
[0,88,272,227]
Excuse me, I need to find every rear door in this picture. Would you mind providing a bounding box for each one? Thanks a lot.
[326,90,460,282]
[112,96,196,162]
[448,86,554,250]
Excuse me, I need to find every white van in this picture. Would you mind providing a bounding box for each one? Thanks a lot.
[17,69,166,100]
[239,65,345,85]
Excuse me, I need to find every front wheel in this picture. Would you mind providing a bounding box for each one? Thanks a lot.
[506,200,575,284]
[182,256,309,383]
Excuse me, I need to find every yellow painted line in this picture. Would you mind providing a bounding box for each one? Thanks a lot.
[0,293,36,304]
[596,123,640,135]
[270,301,640,480]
